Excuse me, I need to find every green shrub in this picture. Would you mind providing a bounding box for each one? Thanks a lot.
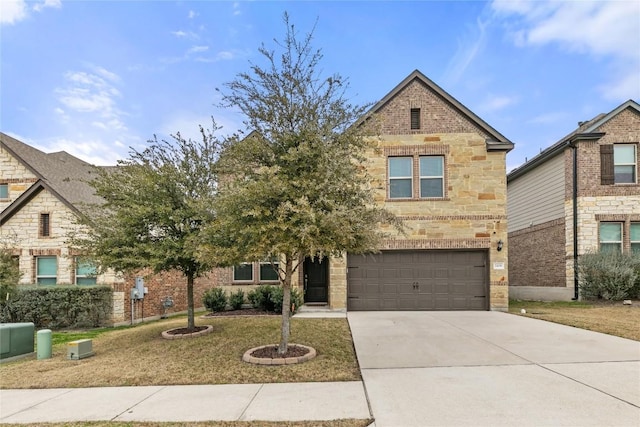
[247,284,303,314]
[0,286,112,329]
[202,287,228,312]
[229,289,245,310]
[578,250,640,300]
[247,285,276,311]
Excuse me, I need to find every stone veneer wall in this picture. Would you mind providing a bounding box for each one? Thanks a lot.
[325,132,510,311]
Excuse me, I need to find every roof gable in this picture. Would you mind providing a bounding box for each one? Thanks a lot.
[508,99,640,181]
[0,132,105,218]
[359,70,513,151]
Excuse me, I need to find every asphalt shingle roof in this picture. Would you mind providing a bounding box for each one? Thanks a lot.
[1,132,106,215]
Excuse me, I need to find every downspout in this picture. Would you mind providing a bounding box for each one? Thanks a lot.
[570,141,579,300]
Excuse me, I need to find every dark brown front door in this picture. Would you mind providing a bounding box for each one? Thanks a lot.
[304,257,328,303]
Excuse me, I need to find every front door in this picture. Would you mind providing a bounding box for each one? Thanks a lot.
[304,257,328,303]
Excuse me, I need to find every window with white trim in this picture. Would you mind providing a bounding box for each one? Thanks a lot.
[599,222,622,253]
[631,223,640,254]
[614,144,637,184]
[233,263,253,282]
[388,157,413,199]
[419,156,444,198]
[36,256,57,285]
[75,258,97,285]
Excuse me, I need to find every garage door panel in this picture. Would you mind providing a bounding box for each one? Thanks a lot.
[348,250,488,311]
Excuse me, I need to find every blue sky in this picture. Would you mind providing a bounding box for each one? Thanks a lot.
[1,1,639,171]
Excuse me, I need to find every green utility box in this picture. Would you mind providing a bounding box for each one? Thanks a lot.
[0,323,35,361]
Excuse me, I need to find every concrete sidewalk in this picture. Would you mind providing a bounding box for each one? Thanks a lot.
[0,381,371,424]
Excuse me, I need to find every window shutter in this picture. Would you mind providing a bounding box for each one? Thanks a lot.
[40,213,50,237]
[600,145,614,185]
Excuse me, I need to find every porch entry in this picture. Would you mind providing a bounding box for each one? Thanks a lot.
[303,256,328,304]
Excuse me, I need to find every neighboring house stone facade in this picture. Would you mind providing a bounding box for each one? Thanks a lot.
[216,70,514,311]
[0,133,209,324]
[507,100,640,301]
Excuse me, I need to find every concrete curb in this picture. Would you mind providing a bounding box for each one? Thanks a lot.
[242,344,317,365]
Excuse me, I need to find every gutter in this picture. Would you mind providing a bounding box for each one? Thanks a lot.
[566,132,605,301]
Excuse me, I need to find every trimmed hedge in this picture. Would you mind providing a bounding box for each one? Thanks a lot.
[0,286,113,329]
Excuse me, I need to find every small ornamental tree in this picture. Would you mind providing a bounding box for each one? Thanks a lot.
[74,125,222,331]
[205,14,396,354]
[0,240,21,302]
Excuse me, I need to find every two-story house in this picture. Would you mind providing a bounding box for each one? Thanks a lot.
[0,133,211,324]
[507,100,640,301]
[216,70,514,311]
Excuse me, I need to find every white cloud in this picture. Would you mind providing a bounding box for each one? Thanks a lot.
[187,45,209,54]
[443,14,491,86]
[528,111,569,125]
[233,2,241,16]
[172,30,187,37]
[481,94,518,112]
[33,0,61,13]
[0,0,28,24]
[188,10,196,19]
[491,0,640,101]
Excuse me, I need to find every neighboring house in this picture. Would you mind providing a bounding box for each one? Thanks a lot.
[216,70,514,311]
[507,100,640,301]
[0,133,209,324]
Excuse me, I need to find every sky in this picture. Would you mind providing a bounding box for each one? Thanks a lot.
[1,0,639,171]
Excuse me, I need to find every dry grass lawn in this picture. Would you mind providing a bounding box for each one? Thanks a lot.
[0,315,361,389]
[509,300,640,341]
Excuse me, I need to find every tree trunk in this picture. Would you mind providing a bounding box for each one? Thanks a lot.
[278,256,293,355]
[187,271,195,331]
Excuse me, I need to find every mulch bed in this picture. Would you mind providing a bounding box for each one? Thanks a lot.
[163,325,210,335]
[203,308,280,317]
[250,345,310,359]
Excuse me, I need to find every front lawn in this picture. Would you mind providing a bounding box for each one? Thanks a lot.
[509,299,640,341]
[0,315,360,389]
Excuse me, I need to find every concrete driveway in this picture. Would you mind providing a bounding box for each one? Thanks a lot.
[348,311,640,427]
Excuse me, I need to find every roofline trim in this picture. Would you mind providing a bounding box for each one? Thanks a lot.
[0,180,81,226]
[354,70,513,145]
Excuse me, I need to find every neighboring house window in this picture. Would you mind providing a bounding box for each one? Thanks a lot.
[614,144,637,184]
[631,223,640,254]
[0,183,8,199]
[599,222,622,253]
[75,258,97,285]
[36,256,57,285]
[39,213,51,237]
[388,157,413,199]
[410,108,421,130]
[259,259,280,282]
[233,263,253,282]
[419,156,444,198]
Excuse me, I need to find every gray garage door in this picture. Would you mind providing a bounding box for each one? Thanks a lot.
[347,250,488,311]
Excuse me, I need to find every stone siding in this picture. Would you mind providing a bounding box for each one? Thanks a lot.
[0,145,38,211]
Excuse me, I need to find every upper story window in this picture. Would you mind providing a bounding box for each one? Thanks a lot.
[0,183,8,199]
[233,263,253,282]
[36,256,57,285]
[631,223,640,254]
[614,144,636,184]
[419,156,444,198]
[75,258,97,285]
[410,108,421,130]
[599,222,622,253]
[39,213,51,237]
[388,157,413,199]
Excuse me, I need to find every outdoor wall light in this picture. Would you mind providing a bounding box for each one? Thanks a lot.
[497,240,503,252]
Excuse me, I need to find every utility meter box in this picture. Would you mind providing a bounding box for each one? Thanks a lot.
[67,339,94,360]
[132,277,145,300]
